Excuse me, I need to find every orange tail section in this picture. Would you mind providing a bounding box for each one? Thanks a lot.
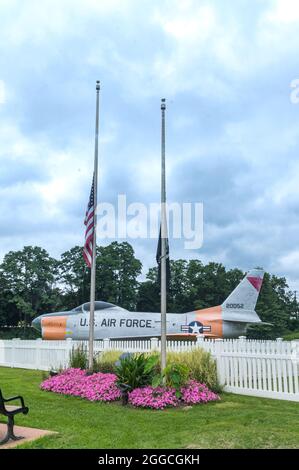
[194,305,223,338]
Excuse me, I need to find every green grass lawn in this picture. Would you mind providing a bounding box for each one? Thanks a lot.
[0,367,298,449]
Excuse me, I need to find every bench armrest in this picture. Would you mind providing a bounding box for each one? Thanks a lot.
[4,395,26,408]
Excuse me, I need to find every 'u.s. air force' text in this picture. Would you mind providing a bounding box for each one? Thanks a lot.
[80,318,153,328]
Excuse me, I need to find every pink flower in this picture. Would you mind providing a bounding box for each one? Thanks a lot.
[41,370,219,409]
[181,380,220,404]
[40,368,121,402]
[128,386,179,410]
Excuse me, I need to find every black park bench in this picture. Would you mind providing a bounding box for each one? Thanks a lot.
[0,389,29,445]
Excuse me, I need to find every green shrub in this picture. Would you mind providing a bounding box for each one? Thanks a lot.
[94,361,116,374]
[152,362,189,397]
[166,348,219,391]
[282,331,299,341]
[68,345,220,392]
[246,323,276,340]
[115,353,159,390]
[163,363,189,389]
[98,350,122,364]
[69,344,88,369]
[115,353,159,404]
[93,350,122,373]
[0,327,40,339]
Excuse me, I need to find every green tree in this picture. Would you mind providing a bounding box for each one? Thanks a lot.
[57,242,142,311]
[136,266,160,312]
[136,280,160,312]
[168,260,189,312]
[0,240,297,340]
[58,246,90,309]
[0,270,18,326]
[95,242,142,310]
[187,261,223,309]
[0,246,59,326]
[249,273,294,338]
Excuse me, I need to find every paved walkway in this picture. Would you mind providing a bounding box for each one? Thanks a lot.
[0,407,56,449]
[0,423,56,448]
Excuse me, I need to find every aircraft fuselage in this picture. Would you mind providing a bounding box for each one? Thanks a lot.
[33,306,257,340]
[32,269,265,340]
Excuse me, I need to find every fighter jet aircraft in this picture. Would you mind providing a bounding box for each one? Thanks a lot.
[32,268,264,340]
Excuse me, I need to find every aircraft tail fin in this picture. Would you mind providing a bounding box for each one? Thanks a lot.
[222,268,264,311]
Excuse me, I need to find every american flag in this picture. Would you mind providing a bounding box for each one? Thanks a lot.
[83,175,95,268]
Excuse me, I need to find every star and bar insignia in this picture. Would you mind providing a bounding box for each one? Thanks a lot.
[181,321,211,334]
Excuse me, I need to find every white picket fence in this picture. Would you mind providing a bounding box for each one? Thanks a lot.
[0,337,298,402]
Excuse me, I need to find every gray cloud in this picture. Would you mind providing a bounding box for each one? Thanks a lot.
[1,0,299,290]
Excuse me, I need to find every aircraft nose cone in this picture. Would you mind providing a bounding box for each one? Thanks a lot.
[32,316,41,332]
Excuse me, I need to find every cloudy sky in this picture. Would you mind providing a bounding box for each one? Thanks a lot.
[1,0,299,289]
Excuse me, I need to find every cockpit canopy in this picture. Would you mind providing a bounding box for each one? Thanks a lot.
[72,301,117,313]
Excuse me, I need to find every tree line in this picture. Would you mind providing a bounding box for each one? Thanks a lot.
[0,243,298,339]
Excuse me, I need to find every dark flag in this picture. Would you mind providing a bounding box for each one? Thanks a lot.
[156,225,171,291]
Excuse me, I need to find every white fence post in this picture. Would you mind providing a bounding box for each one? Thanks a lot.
[35,338,43,370]
[103,338,110,351]
[214,339,225,386]
[196,335,205,347]
[65,338,73,369]
[291,340,299,364]
[150,337,159,351]
[12,338,19,368]
[0,340,4,364]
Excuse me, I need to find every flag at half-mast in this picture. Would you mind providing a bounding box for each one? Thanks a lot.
[83,175,95,268]
[156,225,171,291]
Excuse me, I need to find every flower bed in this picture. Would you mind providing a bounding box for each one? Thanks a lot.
[128,381,219,410]
[41,369,219,409]
[41,368,121,402]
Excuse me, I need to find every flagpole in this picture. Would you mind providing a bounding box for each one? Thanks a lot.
[88,80,100,372]
[160,98,167,371]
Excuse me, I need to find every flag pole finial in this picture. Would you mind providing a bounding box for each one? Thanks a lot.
[96,80,100,91]
[161,98,166,110]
